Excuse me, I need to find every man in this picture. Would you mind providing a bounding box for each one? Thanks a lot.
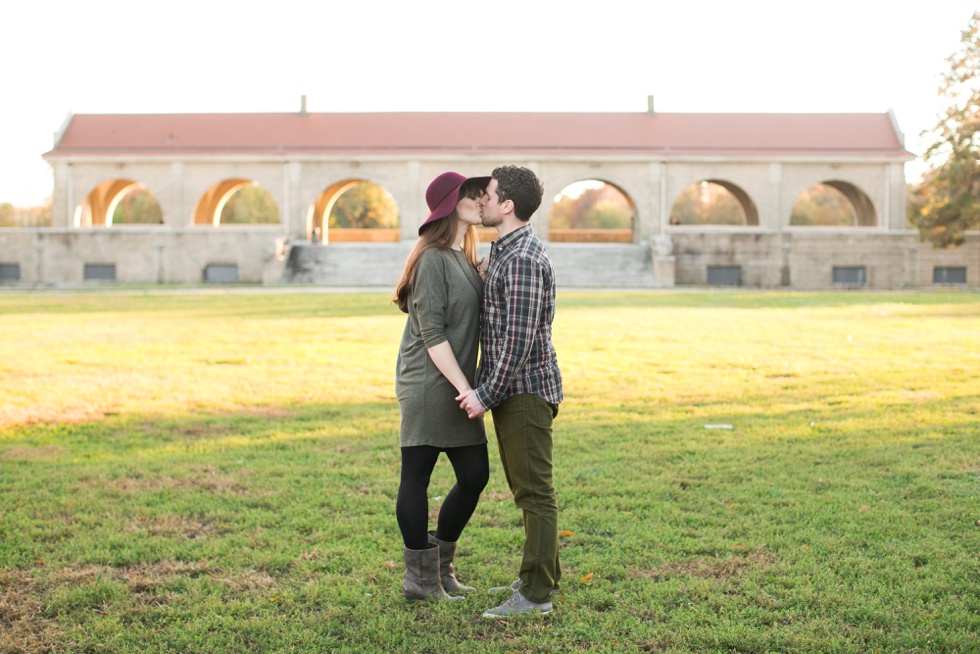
[457,165,563,618]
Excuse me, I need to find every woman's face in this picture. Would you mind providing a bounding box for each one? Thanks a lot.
[456,195,482,226]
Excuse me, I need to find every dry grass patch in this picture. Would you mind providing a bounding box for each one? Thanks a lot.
[123,515,217,540]
[80,465,251,495]
[0,561,216,653]
[211,569,279,593]
[0,569,57,654]
[632,550,777,582]
[0,404,108,429]
[0,445,65,462]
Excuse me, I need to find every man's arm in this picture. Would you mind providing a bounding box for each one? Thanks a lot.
[472,258,546,411]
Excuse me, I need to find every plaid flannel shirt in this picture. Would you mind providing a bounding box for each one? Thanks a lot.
[474,224,563,411]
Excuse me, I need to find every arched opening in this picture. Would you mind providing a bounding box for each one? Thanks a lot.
[109,184,164,225]
[790,181,876,227]
[669,180,759,226]
[309,179,400,243]
[194,179,280,226]
[548,179,634,242]
[75,179,164,227]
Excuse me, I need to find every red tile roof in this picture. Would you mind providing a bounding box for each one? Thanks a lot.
[45,111,913,159]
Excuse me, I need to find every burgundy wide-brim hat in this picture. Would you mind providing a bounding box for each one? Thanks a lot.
[418,172,491,236]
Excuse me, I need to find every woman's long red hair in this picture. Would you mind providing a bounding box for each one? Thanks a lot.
[394,184,482,313]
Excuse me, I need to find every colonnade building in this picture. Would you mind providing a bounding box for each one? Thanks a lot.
[1,101,975,288]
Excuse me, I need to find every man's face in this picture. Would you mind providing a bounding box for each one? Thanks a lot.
[479,178,503,227]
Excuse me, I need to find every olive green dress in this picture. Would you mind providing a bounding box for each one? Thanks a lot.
[396,248,487,448]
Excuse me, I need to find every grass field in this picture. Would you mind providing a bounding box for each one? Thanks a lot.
[1,289,978,653]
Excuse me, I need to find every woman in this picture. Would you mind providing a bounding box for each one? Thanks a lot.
[393,171,490,601]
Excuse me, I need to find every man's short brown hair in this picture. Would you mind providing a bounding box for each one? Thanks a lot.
[492,166,544,221]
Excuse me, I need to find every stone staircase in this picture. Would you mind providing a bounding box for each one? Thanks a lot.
[282,242,414,286]
[281,242,662,288]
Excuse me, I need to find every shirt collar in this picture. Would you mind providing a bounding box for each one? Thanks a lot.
[491,223,532,252]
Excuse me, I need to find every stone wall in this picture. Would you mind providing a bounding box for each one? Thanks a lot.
[2,228,976,289]
[0,227,286,286]
[669,230,979,289]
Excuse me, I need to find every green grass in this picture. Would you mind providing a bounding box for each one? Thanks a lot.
[1,289,978,653]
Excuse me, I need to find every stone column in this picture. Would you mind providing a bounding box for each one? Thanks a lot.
[399,161,422,241]
[639,161,663,241]
[765,163,783,231]
[158,162,187,228]
[49,162,72,228]
[886,163,907,230]
[286,161,306,239]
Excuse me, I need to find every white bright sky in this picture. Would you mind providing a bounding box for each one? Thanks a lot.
[1,0,976,206]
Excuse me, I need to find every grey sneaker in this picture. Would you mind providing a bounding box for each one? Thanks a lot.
[487,578,523,594]
[482,589,552,618]
[488,578,559,597]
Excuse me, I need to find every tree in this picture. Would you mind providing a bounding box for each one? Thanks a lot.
[910,11,980,248]
[328,182,398,229]
[669,181,745,225]
[0,203,14,227]
[221,185,280,225]
[33,198,52,227]
[113,187,163,224]
[549,183,632,230]
[0,199,51,227]
[790,184,855,226]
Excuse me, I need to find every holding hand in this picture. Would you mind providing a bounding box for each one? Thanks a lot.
[456,389,486,419]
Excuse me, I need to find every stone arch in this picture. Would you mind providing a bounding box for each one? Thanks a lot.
[194,179,279,226]
[194,179,249,225]
[669,179,759,226]
[548,178,635,242]
[308,179,400,243]
[790,180,876,227]
[75,179,164,227]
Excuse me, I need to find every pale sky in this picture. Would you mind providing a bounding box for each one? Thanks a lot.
[1,0,976,206]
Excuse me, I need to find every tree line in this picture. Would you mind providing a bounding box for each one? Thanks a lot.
[0,200,51,227]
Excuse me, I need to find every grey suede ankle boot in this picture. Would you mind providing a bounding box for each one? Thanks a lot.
[428,532,475,593]
[402,545,463,601]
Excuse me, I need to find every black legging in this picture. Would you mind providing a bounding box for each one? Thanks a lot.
[396,443,490,550]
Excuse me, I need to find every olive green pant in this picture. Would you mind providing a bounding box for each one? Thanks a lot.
[490,393,561,604]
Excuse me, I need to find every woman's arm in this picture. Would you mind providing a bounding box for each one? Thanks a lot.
[413,251,473,395]
[427,341,472,395]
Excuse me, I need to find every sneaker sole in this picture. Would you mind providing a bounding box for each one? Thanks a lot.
[482,608,552,619]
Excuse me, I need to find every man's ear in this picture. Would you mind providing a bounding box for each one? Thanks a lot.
[500,198,515,217]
